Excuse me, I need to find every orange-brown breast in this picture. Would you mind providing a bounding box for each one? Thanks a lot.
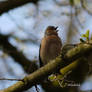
[40,35,62,65]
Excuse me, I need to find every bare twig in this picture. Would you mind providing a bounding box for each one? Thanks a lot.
[66,6,73,44]
[0,34,38,73]
[0,43,92,92]
[74,6,84,28]
[0,0,39,14]
[0,78,22,81]
[35,85,40,92]
[54,0,69,6]
[80,0,92,15]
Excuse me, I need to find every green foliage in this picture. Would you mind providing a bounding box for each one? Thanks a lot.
[69,0,81,6]
[48,74,67,88]
[81,30,89,40]
[74,0,80,5]
[80,30,90,42]
[48,74,57,81]
[69,0,74,6]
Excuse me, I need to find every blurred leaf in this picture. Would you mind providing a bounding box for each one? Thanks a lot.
[49,74,63,81]
[49,74,56,81]
[69,0,74,6]
[91,34,92,40]
[81,30,90,41]
[56,74,63,80]
[48,74,59,87]
[81,34,87,38]
[85,30,90,38]
[74,0,80,5]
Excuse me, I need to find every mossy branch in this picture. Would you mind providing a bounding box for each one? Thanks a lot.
[0,43,92,92]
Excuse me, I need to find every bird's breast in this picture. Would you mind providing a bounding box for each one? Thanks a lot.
[40,35,62,65]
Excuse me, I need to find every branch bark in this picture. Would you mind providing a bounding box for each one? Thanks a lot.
[0,43,92,92]
[0,34,37,73]
[0,0,38,14]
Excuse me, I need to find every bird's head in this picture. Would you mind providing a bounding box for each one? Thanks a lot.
[45,26,59,36]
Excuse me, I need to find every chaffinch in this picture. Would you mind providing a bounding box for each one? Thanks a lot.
[39,26,62,67]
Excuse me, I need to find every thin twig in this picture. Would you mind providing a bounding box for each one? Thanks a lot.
[35,85,40,92]
[0,78,22,81]
[54,0,69,6]
[74,6,84,28]
[80,0,92,15]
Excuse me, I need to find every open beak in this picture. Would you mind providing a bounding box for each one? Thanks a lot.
[55,26,59,32]
[55,26,58,30]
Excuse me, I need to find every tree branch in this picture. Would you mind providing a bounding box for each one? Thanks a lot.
[80,0,92,15]
[0,0,39,14]
[0,34,38,73]
[0,43,92,92]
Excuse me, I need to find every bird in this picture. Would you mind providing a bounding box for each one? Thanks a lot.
[39,26,62,67]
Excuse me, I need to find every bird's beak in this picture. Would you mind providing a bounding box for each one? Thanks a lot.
[55,26,59,32]
[55,26,58,30]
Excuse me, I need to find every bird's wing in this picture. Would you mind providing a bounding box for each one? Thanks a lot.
[39,44,43,67]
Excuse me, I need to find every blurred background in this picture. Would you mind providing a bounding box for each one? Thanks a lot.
[0,0,92,92]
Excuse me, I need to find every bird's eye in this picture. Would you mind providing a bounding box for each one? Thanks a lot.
[45,31,50,35]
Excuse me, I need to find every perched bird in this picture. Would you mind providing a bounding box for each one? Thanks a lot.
[39,26,62,67]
